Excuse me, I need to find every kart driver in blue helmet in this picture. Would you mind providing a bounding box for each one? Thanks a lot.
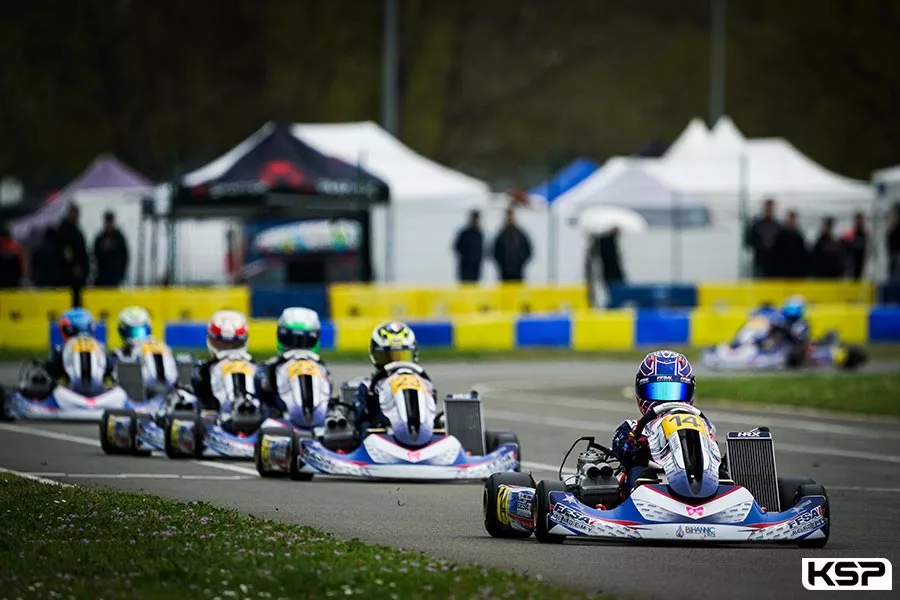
[611,350,715,492]
[771,294,811,347]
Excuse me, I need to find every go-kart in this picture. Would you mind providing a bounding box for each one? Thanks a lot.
[100,351,270,459]
[1,336,129,421]
[484,402,829,546]
[701,313,866,371]
[259,361,521,481]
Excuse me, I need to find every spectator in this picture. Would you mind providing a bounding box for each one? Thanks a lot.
[888,204,900,281]
[93,210,129,287]
[57,203,89,297]
[744,198,781,278]
[492,207,532,282]
[596,227,625,290]
[32,226,63,287]
[842,212,869,280]
[811,216,845,278]
[771,210,808,278]
[0,221,25,288]
[453,210,484,283]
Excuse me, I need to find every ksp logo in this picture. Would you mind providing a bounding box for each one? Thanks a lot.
[802,558,892,591]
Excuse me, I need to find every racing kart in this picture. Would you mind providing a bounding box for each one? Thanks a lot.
[2,336,131,422]
[701,313,866,371]
[100,351,270,460]
[484,402,829,546]
[257,361,521,481]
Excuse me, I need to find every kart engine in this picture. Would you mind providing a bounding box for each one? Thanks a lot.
[575,448,621,509]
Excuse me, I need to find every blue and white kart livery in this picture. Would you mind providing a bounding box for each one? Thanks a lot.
[100,352,270,459]
[261,361,521,481]
[484,403,829,547]
[3,336,128,421]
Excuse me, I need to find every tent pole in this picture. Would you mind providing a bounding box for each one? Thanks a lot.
[709,0,727,125]
[382,0,399,136]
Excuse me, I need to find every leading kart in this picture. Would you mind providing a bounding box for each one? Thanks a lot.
[484,403,829,546]
[256,361,521,481]
[100,352,272,460]
[701,312,866,372]
[0,336,186,422]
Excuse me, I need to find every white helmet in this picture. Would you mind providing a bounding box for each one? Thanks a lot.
[117,306,152,346]
[206,310,249,358]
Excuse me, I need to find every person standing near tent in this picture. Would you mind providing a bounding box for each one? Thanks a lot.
[744,198,781,278]
[453,210,484,282]
[771,210,809,278]
[92,210,129,287]
[811,216,845,278]
[492,208,532,282]
[842,212,869,280]
[0,221,25,288]
[57,204,89,301]
[888,204,900,281]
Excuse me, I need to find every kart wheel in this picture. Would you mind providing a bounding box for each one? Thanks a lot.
[0,388,14,422]
[289,430,314,481]
[99,409,137,455]
[483,472,535,538]
[795,483,830,549]
[255,427,291,478]
[534,479,567,544]
[164,411,203,459]
[485,429,521,470]
[841,345,867,370]
[777,476,816,511]
[785,346,806,369]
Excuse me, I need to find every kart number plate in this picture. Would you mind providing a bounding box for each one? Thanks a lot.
[140,340,167,355]
[390,373,425,394]
[287,360,319,378]
[661,413,704,438]
[70,337,99,353]
[220,360,254,376]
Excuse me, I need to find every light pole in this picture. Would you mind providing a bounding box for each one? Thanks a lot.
[709,0,726,126]
[382,0,399,136]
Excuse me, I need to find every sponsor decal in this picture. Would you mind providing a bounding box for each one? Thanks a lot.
[788,505,826,535]
[406,450,422,463]
[802,559,892,591]
[685,505,704,517]
[513,492,533,518]
[287,359,319,378]
[550,503,597,534]
[496,486,511,526]
[675,525,716,539]
[736,431,763,437]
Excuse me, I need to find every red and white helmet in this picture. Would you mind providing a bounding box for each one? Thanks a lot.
[206,310,249,357]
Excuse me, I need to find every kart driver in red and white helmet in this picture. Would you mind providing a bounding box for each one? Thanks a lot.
[190,310,252,411]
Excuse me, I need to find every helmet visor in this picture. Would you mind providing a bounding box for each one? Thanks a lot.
[210,337,247,351]
[124,324,151,341]
[638,381,693,402]
[372,348,414,366]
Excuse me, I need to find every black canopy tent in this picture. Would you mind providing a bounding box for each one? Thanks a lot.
[166,122,390,282]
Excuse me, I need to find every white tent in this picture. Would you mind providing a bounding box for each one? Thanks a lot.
[292,121,491,205]
[875,165,900,199]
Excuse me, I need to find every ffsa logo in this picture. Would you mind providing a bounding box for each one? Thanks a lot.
[802,558,892,591]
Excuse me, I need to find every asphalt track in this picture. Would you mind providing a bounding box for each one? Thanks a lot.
[2,360,900,600]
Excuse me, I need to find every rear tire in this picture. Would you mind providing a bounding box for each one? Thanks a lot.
[533,479,567,544]
[841,346,867,370]
[795,483,830,549]
[483,472,535,538]
[289,430,314,481]
[164,412,203,459]
[99,409,136,455]
[777,476,816,511]
[485,429,521,470]
[255,427,292,478]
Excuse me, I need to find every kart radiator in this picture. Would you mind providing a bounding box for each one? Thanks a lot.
[116,363,146,403]
[443,392,485,455]
[176,361,194,386]
[725,430,781,511]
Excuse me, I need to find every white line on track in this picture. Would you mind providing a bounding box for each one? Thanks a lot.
[22,472,250,480]
[0,465,73,487]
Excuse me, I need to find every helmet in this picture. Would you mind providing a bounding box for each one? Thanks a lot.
[276,307,321,352]
[58,308,96,343]
[369,321,418,368]
[206,310,249,357]
[634,350,696,415]
[117,306,152,346]
[782,295,806,321]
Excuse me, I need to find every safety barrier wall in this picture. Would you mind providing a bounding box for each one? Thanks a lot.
[3,306,899,353]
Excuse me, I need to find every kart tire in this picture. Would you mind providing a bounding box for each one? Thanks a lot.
[534,479,567,544]
[795,483,830,549]
[777,476,816,511]
[485,429,521,471]
[0,387,13,422]
[164,412,204,459]
[841,345,867,370]
[254,427,292,478]
[289,430,314,481]
[785,346,806,369]
[99,409,137,455]
[483,472,535,538]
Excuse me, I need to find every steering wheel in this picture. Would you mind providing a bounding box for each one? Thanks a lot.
[633,403,707,440]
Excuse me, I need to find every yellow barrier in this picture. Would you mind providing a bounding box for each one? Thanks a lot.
[453,314,515,350]
[0,289,71,323]
[689,309,747,346]
[807,305,868,345]
[571,309,635,350]
[0,319,49,352]
[697,281,874,309]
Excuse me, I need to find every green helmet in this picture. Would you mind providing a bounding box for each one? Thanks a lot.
[276,307,321,353]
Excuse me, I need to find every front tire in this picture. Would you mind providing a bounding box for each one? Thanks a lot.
[100,409,138,455]
[164,412,203,459]
[483,472,535,538]
[485,429,521,470]
[533,479,567,544]
[255,427,292,478]
[795,483,830,549]
[289,430,314,481]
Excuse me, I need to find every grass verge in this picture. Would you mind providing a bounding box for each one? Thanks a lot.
[0,474,598,600]
[701,373,900,417]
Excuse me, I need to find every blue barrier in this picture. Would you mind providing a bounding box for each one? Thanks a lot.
[635,309,691,345]
[515,316,571,347]
[869,307,900,342]
[607,284,698,309]
[404,321,453,347]
[250,286,330,319]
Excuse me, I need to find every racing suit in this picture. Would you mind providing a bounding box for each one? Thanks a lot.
[257,351,335,414]
[611,414,718,492]
[352,364,434,429]
[771,316,811,347]
[43,342,115,384]
[190,352,259,412]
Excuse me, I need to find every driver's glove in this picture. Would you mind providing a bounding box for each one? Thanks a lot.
[611,420,648,467]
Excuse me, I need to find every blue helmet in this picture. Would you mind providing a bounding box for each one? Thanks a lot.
[782,295,806,321]
[59,308,96,343]
[634,350,696,415]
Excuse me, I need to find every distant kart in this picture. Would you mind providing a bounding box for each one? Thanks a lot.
[484,402,829,546]
[256,361,521,481]
[3,336,129,422]
[701,313,867,371]
[100,352,270,460]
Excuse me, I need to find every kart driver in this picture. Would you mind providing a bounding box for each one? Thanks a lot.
[770,295,811,347]
[258,307,334,413]
[352,321,433,428]
[611,350,715,491]
[190,310,254,412]
[43,308,114,383]
[112,305,154,361]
